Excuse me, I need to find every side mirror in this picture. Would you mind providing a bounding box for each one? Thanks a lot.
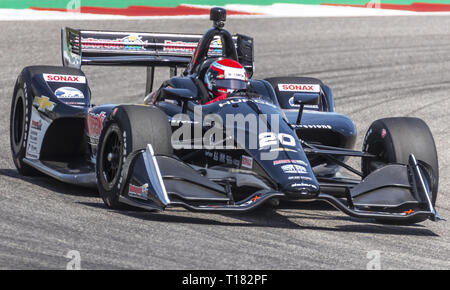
[293,92,320,106]
[293,92,320,125]
[161,88,198,101]
[161,88,199,113]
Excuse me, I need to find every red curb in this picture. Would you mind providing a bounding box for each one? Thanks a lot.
[322,2,450,12]
[30,4,258,16]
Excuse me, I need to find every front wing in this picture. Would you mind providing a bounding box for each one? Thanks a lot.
[118,144,441,223]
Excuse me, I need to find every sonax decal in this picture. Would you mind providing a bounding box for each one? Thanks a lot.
[278,84,320,92]
[43,74,86,84]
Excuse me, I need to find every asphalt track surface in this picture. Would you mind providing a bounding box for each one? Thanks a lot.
[0,16,449,270]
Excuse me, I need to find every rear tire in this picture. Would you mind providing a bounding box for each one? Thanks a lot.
[96,105,172,209]
[362,117,439,224]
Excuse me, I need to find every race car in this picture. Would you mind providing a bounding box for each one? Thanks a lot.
[10,7,441,224]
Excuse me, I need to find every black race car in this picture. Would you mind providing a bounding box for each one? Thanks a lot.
[10,8,441,224]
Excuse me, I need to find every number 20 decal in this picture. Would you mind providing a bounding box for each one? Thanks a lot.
[259,132,296,148]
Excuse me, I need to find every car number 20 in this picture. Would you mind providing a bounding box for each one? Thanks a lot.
[259,132,295,148]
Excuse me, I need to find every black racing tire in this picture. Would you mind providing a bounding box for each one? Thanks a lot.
[362,117,439,224]
[96,105,172,209]
[9,77,40,176]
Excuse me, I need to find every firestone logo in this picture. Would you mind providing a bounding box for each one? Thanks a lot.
[86,111,106,138]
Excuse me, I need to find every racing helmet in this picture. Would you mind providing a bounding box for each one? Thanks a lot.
[203,59,248,104]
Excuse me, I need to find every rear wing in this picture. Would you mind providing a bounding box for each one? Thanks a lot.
[61,27,254,93]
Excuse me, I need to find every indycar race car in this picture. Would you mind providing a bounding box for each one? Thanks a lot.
[10,7,441,224]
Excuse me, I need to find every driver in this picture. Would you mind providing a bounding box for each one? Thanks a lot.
[203,58,248,104]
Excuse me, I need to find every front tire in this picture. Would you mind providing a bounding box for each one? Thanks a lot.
[362,117,439,224]
[10,77,39,176]
[96,105,172,209]
[362,117,438,204]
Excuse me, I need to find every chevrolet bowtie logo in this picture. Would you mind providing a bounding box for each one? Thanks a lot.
[33,96,55,112]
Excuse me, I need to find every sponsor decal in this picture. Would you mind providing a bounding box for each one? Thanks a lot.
[170,118,198,126]
[81,34,148,51]
[31,120,42,131]
[163,37,222,54]
[205,151,239,167]
[33,96,55,112]
[403,209,414,215]
[27,143,39,153]
[241,155,253,169]
[259,132,296,149]
[238,194,260,207]
[212,63,247,81]
[281,164,307,174]
[292,124,332,130]
[22,83,29,150]
[269,147,297,153]
[128,183,149,200]
[273,159,308,166]
[225,70,246,81]
[218,98,277,108]
[251,195,261,202]
[290,182,318,190]
[86,111,106,141]
[43,73,86,84]
[210,38,223,54]
[288,176,312,181]
[55,87,84,99]
[163,40,197,53]
[63,102,86,106]
[29,135,38,142]
[25,108,51,160]
[278,84,321,92]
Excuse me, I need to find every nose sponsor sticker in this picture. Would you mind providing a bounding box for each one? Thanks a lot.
[278,84,320,92]
[55,87,85,99]
[33,96,55,112]
[281,164,307,174]
[241,155,253,169]
[43,73,86,84]
[128,183,149,200]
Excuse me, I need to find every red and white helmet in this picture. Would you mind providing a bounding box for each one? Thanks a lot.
[203,58,248,104]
